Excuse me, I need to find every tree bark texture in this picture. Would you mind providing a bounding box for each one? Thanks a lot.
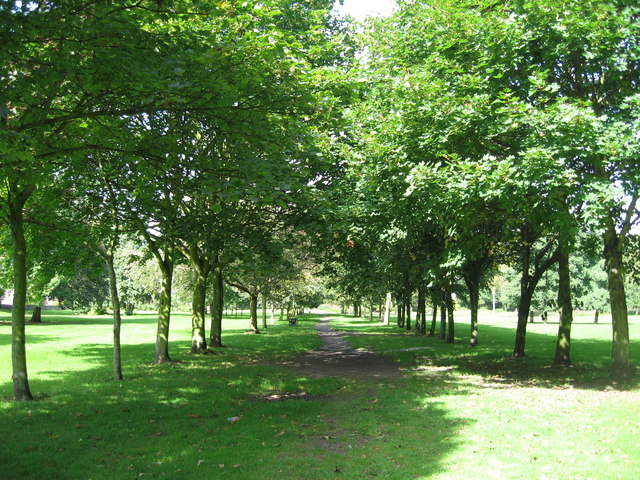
[209,264,223,348]
[405,297,411,331]
[248,292,259,333]
[429,298,437,337]
[261,292,267,330]
[554,241,573,365]
[104,251,124,380]
[603,222,631,380]
[155,248,174,364]
[9,192,34,400]
[29,306,42,323]
[468,281,479,347]
[190,274,208,354]
[439,300,446,340]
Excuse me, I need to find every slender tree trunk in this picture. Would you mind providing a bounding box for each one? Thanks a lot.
[405,297,411,331]
[554,241,573,365]
[603,222,631,380]
[429,300,437,337]
[468,281,480,347]
[383,292,391,325]
[261,292,267,330]
[190,273,208,353]
[369,300,374,321]
[9,192,34,400]
[418,286,427,335]
[270,302,276,326]
[445,291,455,344]
[439,300,446,340]
[248,292,259,333]
[104,251,123,380]
[513,243,532,358]
[209,264,223,348]
[397,298,404,328]
[155,248,174,364]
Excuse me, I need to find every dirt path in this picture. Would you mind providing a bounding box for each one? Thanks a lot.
[287,317,404,380]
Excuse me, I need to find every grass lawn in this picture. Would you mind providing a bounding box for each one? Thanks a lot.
[0,309,639,479]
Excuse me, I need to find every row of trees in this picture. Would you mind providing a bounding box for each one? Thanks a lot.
[315,0,639,380]
[1,0,352,400]
[2,0,638,401]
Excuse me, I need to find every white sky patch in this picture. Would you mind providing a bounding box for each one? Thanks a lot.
[333,0,396,21]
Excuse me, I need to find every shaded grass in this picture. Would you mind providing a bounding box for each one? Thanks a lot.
[0,310,638,479]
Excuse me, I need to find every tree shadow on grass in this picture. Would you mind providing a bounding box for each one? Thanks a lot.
[360,320,640,391]
[0,318,467,480]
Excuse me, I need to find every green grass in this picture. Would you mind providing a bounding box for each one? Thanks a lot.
[0,309,639,479]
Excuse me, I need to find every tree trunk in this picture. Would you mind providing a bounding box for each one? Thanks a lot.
[554,241,573,365]
[104,250,124,380]
[29,306,42,323]
[155,248,174,364]
[209,263,223,348]
[417,285,426,335]
[397,299,404,328]
[464,264,483,347]
[383,292,391,325]
[9,192,34,400]
[248,292,259,333]
[513,243,532,358]
[190,272,208,354]
[405,297,411,331]
[439,300,446,340]
[445,291,455,344]
[369,300,374,321]
[261,292,267,330]
[468,281,479,347]
[513,238,559,357]
[603,222,631,380]
[429,296,438,337]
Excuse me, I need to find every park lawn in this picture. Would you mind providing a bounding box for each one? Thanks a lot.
[0,309,638,479]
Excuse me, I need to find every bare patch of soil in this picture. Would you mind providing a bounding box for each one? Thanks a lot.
[286,317,404,381]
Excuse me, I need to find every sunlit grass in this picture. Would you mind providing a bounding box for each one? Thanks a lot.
[0,309,639,479]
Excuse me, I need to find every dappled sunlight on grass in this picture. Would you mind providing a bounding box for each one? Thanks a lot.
[1,310,639,479]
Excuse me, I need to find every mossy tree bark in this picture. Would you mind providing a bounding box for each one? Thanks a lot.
[8,187,34,401]
[463,259,488,347]
[554,240,573,366]
[101,247,124,380]
[429,294,438,337]
[405,297,412,331]
[602,213,633,381]
[209,262,224,348]
[249,292,259,333]
[154,246,175,364]
[185,246,210,354]
[261,292,268,330]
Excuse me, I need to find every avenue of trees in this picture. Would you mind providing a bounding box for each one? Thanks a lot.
[1,0,639,400]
